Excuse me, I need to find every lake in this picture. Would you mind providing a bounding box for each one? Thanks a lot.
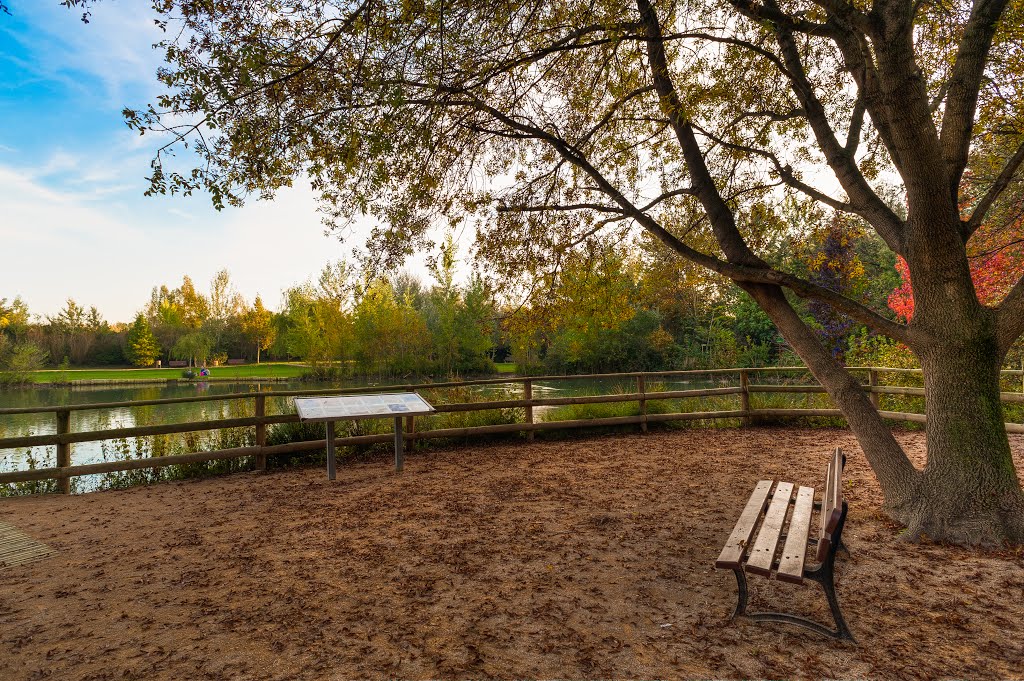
[0,372,742,490]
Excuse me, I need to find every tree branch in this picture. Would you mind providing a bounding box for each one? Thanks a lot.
[496,202,624,214]
[724,0,836,36]
[691,123,858,214]
[997,276,1024,353]
[767,6,906,253]
[939,0,1012,197]
[447,80,913,341]
[637,0,765,267]
[963,140,1024,240]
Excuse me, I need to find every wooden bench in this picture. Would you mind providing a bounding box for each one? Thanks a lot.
[168,360,189,368]
[226,359,246,365]
[715,447,854,641]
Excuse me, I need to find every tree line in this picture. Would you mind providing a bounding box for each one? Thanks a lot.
[7,214,1018,381]
[1,243,500,379]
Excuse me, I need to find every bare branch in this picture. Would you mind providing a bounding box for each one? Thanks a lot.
[963,140,1024,239]
[496,202,623,214]
[767,7,906,252]
[691,123,857,214]
[845,93,866,155]
[724,0,836,36]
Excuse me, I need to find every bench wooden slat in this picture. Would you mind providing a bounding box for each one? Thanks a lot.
[775,485,815,584]
[715,480,773,570]
[830,447,843,527]
[744,481,794,576]
[816,447,844,562]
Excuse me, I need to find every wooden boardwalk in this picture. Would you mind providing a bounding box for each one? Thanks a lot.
[0,521,55,568]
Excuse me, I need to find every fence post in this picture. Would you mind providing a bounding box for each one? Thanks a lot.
[739,370,751,426]
[394,417,404,472]
[405,415,415,451]
[637,373,648,433]
[868,369,880,410]
[254,394,267,472]
[56,409,71,494]
[524,379,534,441]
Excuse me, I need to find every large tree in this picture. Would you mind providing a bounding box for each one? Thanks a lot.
[76,0,1024,544]
[240,295,276,363]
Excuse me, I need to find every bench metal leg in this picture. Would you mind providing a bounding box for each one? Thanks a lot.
[731,569,749,619]
[808,560,855,642]
[730,559,856,642]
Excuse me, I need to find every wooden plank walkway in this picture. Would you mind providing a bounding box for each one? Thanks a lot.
[0,522,55,568]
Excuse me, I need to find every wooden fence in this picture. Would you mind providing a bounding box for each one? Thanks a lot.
[3,365,1024,493]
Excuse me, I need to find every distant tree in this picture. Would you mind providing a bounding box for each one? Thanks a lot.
[0,296,30,341]
[354,279,431,376]
[47,299,95,365]
[241,295,276,364]
[176,276,210,330]
[278,282,352,368]
[801,217,869,359]
[454,274,497,373]
[125,314,160,367]
[0,341,47,385]
[171,331,213,367]
[731,291,779,359]
[206,269,245,355]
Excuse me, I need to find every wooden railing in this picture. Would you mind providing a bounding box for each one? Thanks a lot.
[3,366,1024,493]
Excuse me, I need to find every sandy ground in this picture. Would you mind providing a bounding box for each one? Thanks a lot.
[1,427,1023,680]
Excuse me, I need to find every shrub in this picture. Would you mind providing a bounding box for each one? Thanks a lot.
[0,341,48,386]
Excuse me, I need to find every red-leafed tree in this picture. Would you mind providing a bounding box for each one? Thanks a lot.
[890,207,1024,321]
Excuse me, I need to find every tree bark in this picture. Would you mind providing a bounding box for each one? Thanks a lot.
[751,282,1024,545]
[745,285,920,509]
[894,333,1024,544]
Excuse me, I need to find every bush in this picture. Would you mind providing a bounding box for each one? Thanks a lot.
[300,365,347,381]
[0,450,63,496]
[265,420,329,468]
[0,341,48,385]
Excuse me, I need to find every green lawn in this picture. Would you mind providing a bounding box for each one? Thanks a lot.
[30,362,309,383]
[29,362,520,383]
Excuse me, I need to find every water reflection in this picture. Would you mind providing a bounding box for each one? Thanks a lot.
[1,374,729,480]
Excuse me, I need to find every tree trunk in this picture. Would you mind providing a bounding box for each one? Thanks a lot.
[892,339,1024,544]
[746,284,1024,544]
[746,285,919,506]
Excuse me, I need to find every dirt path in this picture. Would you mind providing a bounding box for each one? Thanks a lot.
[1,427,1022,680]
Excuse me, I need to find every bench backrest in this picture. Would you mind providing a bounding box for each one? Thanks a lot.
[815,447,846,562]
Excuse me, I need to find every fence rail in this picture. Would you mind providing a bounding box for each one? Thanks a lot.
[3,366,1024,491]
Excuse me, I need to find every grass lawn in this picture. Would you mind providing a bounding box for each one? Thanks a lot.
[30,362,520,383]
[29,362,309,383]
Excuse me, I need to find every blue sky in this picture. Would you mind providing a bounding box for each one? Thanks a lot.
[0,2,407,323]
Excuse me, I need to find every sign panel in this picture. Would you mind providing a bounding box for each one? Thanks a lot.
[294,392,435,422]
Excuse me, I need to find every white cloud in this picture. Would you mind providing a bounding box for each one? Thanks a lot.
[0,2,459,323]
[0,158,432,323]
[1,2,166,105]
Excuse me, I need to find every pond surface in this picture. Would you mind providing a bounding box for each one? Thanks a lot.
[0,372,742,486]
